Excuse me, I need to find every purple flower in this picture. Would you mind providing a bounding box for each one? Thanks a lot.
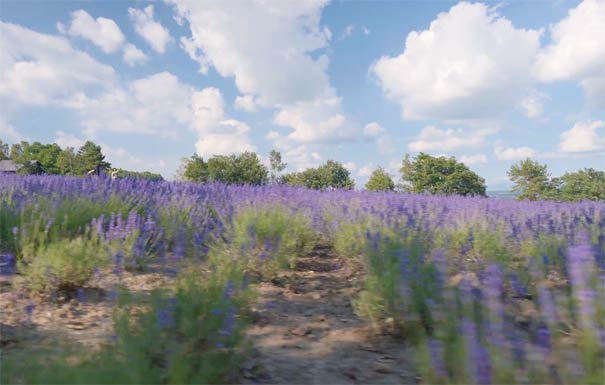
[427,338,447,378]
[0,253,16,276]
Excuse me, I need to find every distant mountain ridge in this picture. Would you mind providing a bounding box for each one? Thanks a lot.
[487,190,516,199]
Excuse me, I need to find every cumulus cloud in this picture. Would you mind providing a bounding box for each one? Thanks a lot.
[460,154,488,165]
[558,120,605,153]
[192,88,256,157]
[371,2,541,120]
[0,118,26,142]
[535,0,605,106]
[234,94,259,112]
[0,22,116,107]
[408,126,495,152]
[54,130,85,148]
[58,10,125,53]
[64,72,192,137]
[128,5,173,54]
[122,43,148,67]
[363,122,386,137]
[58,10,148,67]
[519,91,548,118]
[494,143,537,160]
[167,0,351,144]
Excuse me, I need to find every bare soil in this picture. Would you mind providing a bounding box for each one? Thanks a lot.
[240,245,417,384]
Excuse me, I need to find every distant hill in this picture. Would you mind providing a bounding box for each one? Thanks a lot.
[487,190,516,199]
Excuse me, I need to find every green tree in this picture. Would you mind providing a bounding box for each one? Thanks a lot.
[0,140,8,160]
[178,152,268,185]
[8,141,62,174]
[56,147,77,175]
[400,153,486,196]
[558,168,605,201]
[117,170,164,181]
[180,154,208,182]
[207,152,268,185]
[507,158,555,201]
[269,150,287,183]
[282,160,355,190]
[365,167,395,191]
[76,141,110,175]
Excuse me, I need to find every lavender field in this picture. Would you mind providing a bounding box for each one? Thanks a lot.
[1,174,604,384]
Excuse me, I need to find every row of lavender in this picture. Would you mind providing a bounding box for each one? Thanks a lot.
[1,174,604,383]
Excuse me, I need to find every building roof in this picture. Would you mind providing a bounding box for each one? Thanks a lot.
[0,160,22,172]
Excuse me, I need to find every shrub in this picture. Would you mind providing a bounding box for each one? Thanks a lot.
[227,204,316,276]
[21,233,108,292]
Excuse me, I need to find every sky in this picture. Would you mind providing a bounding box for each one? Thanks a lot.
[0,0,603,189]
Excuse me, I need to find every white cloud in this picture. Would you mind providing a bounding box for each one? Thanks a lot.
[494,144,537,160]
[535,0,605,107]
[59,10,125,54]
[362,26,370,35]
[128,5,173,54]
[339,24,355,40]
[460,154,488,165]
[192,87,256,157]
[0,118,26,142]
[408,125,495,152]
[58,10,148,67]
[168,0,351,144]
[558,120,605,153]
[122,43,148,67]
[371,2,541,120]
[519,91,547,118]
[0,22,116,107]
[234,94,259,112]
[343,161,356,171]
[364,122,386,137]
[64,72,192,138]
[357,164,374,177]
[54,130,85,148]
[535,0,605,82]
[274,96,351,143]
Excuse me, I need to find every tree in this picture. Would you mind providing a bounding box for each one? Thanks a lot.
[177,152,268,185]
[207,152,268,185]
[8,141,62,174]
[118,170,164,181]
[558,168,605,201]
[507,159,555,201]
[365,167,395,191]
[0,140,8,160]
[76,141,110,175]
[282,160,355,190]
[269,150,287,183]
[180,154,208,182]
[56,147,77,176]
[400,153,486,196]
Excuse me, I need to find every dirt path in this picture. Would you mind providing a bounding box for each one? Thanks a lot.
[240,245,416,384]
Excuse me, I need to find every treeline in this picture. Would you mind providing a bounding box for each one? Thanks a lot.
[3,138,602,201]
[0,139,163,181]
[177,151,355,190]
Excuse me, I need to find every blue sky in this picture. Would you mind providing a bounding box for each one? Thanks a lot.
[1,0,603,189]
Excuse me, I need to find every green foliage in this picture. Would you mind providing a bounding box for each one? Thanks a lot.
[2,267,252,384]
[508,158,555,200]
[117,169,164,181]
[282,160,355,190]
[227,204,316,276]
[56,147,78,175]
[77,141,111,175]
[0,139,9,160]
[9,141,62,174]
[269,150,287,183]
[21,233,108,292]
[558,168,605,201]
[179,152,268,185]
[180,154,208,182]
[400,153,486,196]
[365,167,395,191]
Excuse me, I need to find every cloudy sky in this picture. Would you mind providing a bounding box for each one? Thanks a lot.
[1,0,604,188]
